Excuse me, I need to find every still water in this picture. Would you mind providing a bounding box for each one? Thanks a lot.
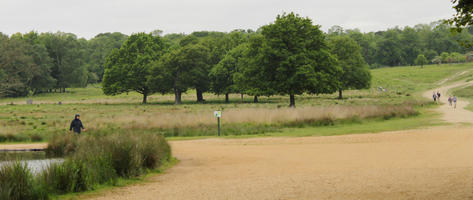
[0,151,63,174]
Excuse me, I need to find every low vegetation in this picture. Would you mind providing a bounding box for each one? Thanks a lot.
[0,133,171,199]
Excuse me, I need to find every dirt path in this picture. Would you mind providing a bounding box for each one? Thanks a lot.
[422,80,473,124]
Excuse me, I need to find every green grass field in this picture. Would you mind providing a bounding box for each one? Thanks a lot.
[0,63,472,142]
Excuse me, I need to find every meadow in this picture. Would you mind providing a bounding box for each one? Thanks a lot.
[0,63,472,142]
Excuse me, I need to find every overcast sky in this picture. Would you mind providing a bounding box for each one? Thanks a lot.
[0,0,456,39]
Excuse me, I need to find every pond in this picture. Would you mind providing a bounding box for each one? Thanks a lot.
[0,151,63,174]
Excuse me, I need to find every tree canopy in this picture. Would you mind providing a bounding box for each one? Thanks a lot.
[253,12,341,107]
[328,35,371,99]
[102,33,166,104]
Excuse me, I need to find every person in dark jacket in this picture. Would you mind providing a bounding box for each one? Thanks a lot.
[70,114,85,134]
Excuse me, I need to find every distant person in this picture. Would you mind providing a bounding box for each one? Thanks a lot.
[453,96,457,109]
[70,114,85,134]
[437,91,441,101]
[448,96,452,106]
[433,92,437,102]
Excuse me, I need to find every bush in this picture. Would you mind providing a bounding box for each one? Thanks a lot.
[137,134,171,169]
[39,159,89,194]
[45,134,78,157]
[0,161,47,200]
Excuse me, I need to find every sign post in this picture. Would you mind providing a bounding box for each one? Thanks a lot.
[214,111,222,136]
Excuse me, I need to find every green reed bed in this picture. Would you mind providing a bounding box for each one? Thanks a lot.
[0,133,171,200]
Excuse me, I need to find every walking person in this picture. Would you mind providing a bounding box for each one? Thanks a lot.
[437,91,441,101]
[433,92,437,102]
[448,96,452,106]
[70,114,85,134]
[453,96,457,109]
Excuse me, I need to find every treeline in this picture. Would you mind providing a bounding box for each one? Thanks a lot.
[0,32,127,97]
[103,13,371,106]
[2,14,473,100]
[330,21,473,68]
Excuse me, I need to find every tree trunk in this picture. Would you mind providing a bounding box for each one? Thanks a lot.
[253,95,258,103]
[196,89,204,102]
[174,89,182,105]
[289,94,295,108]
[338,89,343,99]
[142,92,148,104]
[225,93,229,103]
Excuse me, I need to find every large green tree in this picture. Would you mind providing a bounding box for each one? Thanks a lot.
[209,31,252,102]
[255,12,341,107]
[210,44,247,102]
[149,43,210,104]
[102,33,166,104]
[328,35,371,99]
[13,31,56,94]
[0,33,57,97]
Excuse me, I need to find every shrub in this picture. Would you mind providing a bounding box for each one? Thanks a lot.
[137,134,171,169]
[39,159,89,194]
[105,135,142,177]
[45,134,78,157]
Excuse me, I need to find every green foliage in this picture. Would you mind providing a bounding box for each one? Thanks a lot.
[327,35,371,98]
[87,32,128,83]
[0,133,172,198]
[102,33,166,104]
[40,32,89,89]
[149,41,210,104]
[415,54,428,67]
[209,44,247,98]
[0,161,47,200]
[449,0,473,32]
[250,12,341,106]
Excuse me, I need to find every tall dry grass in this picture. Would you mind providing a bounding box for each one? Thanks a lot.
[92,104,417,130]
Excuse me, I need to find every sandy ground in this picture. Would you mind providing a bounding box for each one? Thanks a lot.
[84,79,473,200]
